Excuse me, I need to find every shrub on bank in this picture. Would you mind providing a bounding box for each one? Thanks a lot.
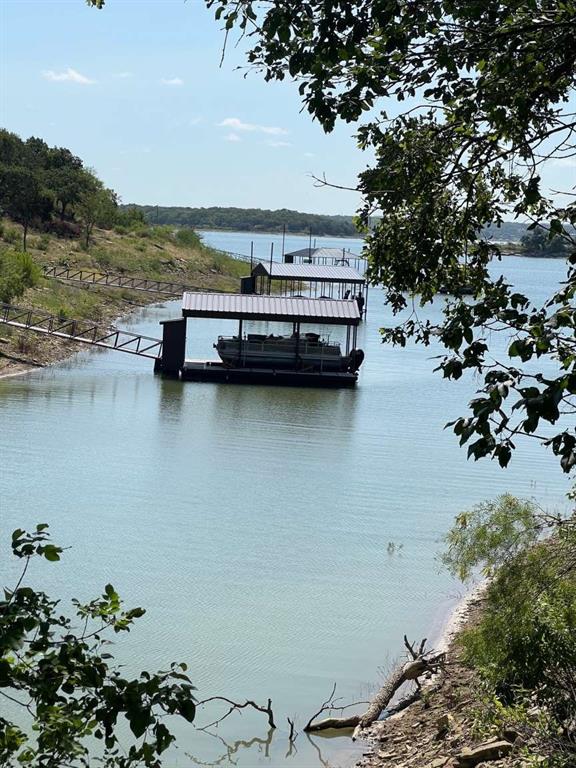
[43,219,81,239]
[175,227,202,248]
[3,227,21,246]
[0,249,41,303]
[443,496,576,766]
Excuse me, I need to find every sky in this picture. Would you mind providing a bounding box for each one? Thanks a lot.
[0,1,574,217]
[0,0,368,215]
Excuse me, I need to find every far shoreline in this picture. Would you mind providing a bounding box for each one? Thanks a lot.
[198,229,568,259]
[196,227,364,240]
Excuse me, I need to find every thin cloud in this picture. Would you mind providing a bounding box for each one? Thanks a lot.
[225,133,242,142]
[267,140,291,148]
[161,77,184,86]
[304,152,316,157]
[42,68,95,84]
[114,72,133,79]
[189,116,203,126]
[218,117,288,136]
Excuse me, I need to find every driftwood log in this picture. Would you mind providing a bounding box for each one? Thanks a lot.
[304,637,445,737]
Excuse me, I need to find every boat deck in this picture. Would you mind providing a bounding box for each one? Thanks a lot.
[180,359,357,388]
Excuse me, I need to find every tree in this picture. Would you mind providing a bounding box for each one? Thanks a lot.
[0,525,197,767]
[521,225,571,257]
[192,0,576,472]
[45,148,89,220]
[0,166,50,251]
[76,179,118,248]
[0,130,27,167]
[23,137,50,172]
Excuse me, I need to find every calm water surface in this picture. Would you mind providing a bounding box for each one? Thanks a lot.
[0,233,570,767]
[198,229,366,261]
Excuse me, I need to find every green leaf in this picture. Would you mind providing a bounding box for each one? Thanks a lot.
[42,545,61,562]
[127,708,151,738]
[178,698,196,723]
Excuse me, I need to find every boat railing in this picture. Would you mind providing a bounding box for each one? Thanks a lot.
[217,336,342,357]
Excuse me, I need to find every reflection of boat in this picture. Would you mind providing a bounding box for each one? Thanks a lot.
[215,332,364,373]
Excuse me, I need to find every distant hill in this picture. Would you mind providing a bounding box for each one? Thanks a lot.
[121,205,554,244]
[121,205,359,237]
[482,222,531,242]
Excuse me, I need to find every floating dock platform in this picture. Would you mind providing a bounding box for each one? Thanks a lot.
[180,359,357,388]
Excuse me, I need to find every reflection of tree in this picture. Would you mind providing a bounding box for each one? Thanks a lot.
[306,733,333,768]
[186,726,275,766]
[285,717,298,759]
[284,739,297,759]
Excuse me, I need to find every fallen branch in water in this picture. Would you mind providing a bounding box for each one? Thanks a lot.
[303,682,371,732]
[195,696,276,730]
[304,637,445,737]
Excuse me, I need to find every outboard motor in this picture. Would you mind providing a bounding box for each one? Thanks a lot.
[348,348,365,373]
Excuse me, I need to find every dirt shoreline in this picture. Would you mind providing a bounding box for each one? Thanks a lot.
[355,582,521,768]
[0,362,38,380]
[434,581,488,655]
[0,295,167,381]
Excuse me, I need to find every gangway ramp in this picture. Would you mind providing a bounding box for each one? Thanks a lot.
[42,253,251,296]
[42,265,192,297]
[0,304,163,360]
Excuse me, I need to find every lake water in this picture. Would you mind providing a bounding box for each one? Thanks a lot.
[0,232,570,767]
[198,229,366,263]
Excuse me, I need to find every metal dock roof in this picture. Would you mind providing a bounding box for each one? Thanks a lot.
[284,247,361,260]
[252,262,364,283]
[181,293,361,325]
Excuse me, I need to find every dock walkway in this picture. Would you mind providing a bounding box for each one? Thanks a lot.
[0,304,163,360]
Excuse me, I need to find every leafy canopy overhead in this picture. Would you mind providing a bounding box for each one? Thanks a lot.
[200,0,576,471]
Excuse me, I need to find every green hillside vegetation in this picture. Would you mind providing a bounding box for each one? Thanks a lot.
[125,205,567,246]
[125,204,360,237]
[0,130,247,374]
[0,218,246,374]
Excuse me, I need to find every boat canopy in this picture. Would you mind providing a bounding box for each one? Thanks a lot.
[251,262,364,284]
[181,292,361,325]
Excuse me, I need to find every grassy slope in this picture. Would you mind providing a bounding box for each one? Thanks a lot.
[0,220,248,374]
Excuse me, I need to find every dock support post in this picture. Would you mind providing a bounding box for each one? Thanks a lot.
[157,318,187,377]
[238,318,243,365]
[294,322,300,370]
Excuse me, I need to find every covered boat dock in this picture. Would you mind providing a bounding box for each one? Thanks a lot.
[284,246,366,273]
[242,262,368,317]
[155,292,363,387]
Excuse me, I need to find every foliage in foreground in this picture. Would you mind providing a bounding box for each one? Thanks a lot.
[0,525,196,768]
[443,495,576,765]
[190,0,576,474]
